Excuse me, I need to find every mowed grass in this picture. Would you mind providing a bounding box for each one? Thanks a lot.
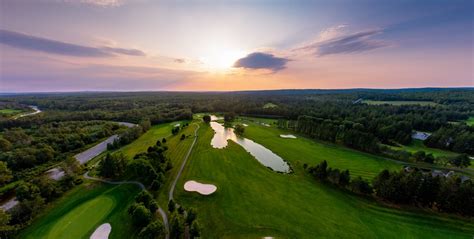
[175,123,474,238]
[363,100,439,106]
[243,121,401,180]
[118,121,188,159]
[390,139,459,158]
[19,182,140,239]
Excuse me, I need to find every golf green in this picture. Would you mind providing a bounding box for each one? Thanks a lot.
[19,183,139,239]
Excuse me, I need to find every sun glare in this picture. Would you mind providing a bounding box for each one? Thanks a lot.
[200,46,247,72]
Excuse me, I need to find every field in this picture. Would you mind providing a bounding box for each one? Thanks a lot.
[263,103,278,109]
[390,139,459,158]
[175,121,474,238]
[363,100,439,106]
[0,109,24,115]
[19,182,140,239]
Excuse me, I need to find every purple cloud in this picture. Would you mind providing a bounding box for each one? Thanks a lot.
[300,29,389,57]
[234,52,289,71]
[0,29,145,57]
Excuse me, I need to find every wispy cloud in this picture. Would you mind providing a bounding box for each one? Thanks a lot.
[233,52,289,72]
[296,26,389,57]
[0,29,145,57]
[62,0,124,7]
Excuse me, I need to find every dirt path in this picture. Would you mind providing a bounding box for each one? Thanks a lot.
[83,172,169,239]
[169,123,200,201]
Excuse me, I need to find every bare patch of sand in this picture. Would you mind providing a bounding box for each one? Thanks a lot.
[90,223,111,239]
[184,180,217,195]
[242,123,248,127]
[280,134,297,139]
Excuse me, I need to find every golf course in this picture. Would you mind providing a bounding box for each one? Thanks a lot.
[174,119,474,238]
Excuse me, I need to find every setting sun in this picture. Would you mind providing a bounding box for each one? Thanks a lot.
[200,46,247,71]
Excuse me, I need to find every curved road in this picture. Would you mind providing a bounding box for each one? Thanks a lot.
[83,172,170,239]
[169,123,200,201]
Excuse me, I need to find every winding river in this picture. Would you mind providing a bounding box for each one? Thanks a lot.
[209,117,290,173]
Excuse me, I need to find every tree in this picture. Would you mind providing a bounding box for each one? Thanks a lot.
[0,138,12,151]
[190,220,201,238]
[139,118,151,132]
[162,138,167,144]
[138,220,165,239]
[202,115,211,123]
[350,176,373,195]
[15,182,41,201]
[224,112,235,122]
[186,208,197,224]
[449,154,471,168]
[0,162,12,186]
[168,199,176,212]
[99,153,127,178]
[156,140,162,146]
[308,160,328,180]
[170,213,184,238]
[135,191,158,212]
[180,134,186,140]
[130,204,152,227]
[234,124,245,135]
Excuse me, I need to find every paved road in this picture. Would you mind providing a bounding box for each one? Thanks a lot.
[83,171,170,239]
[169,123,200,201]
[13,105,41,119]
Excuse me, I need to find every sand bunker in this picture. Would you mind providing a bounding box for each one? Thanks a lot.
[242,123,248,127]
[280,134,297,139]
[90,223,111,239]
[174,123,181,127]
[184,180,217,195]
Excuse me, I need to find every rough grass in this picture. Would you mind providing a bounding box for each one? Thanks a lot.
[19,182,140,239]
[175,122,474,238]
[363,100,439,106]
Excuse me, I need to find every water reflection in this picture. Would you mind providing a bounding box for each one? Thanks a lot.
[209,119,290,173]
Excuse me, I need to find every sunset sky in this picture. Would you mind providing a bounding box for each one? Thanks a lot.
[0,0,473,92]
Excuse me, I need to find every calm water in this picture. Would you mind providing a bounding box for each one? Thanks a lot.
[209,119,290,173]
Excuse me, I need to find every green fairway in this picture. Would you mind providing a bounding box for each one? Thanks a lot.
[243,121,401,180]
[363,100,439,106]
[175,122,474,238]
[390,139,459,158]
[19,183,140,239]
[118,120,188,159]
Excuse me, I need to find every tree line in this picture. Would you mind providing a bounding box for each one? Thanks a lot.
[307,161,474,217]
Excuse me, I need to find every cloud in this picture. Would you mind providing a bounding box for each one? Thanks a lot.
[0,29,144,57]
[233,52,289,71]
[102,46,145,56]
[174,58,186,63]
[297,27,389,57]
[61,0,124,7]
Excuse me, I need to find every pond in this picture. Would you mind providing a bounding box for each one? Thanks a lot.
[209,118,290,173]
